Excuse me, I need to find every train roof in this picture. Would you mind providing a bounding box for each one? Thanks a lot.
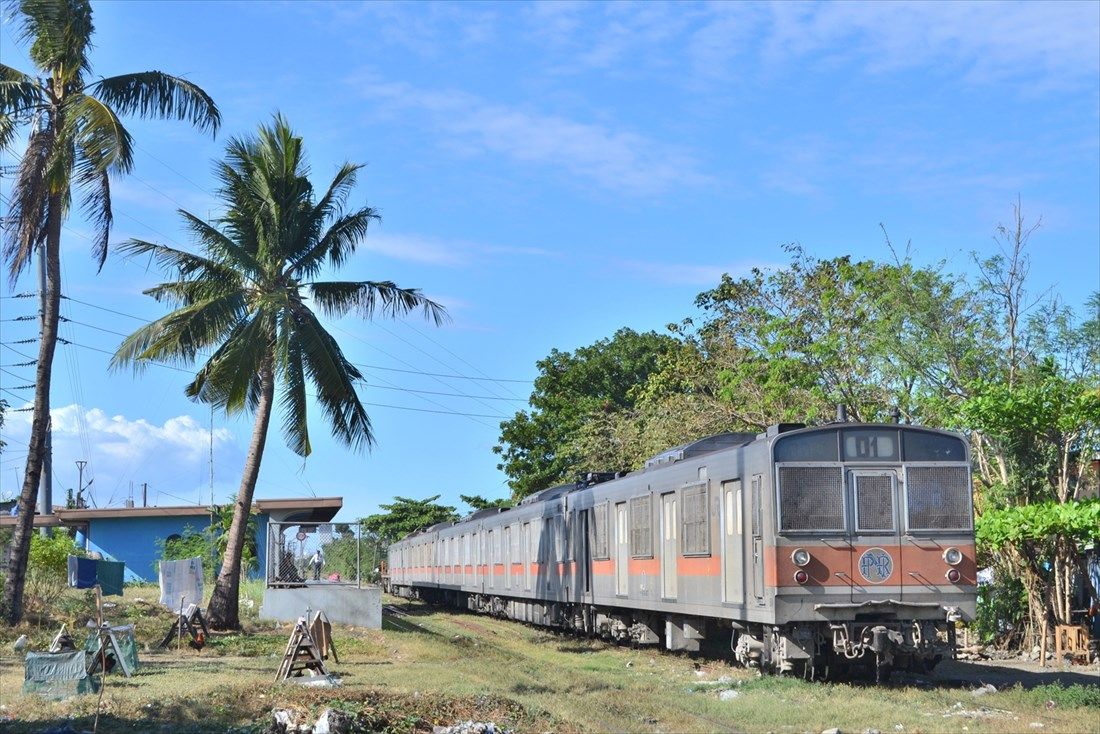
[518,482,575,506]
[643,431,758,470]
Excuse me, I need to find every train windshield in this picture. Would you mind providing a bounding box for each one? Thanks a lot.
[774,427,971,534]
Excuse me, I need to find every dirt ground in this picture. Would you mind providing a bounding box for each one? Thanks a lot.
[0,587,1097,733]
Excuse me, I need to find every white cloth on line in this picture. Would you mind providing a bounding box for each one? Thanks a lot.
[159,557,204,610]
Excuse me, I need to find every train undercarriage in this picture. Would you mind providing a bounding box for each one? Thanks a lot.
[389,585,957,682]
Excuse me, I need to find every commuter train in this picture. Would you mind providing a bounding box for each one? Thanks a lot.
[387,418,976,680]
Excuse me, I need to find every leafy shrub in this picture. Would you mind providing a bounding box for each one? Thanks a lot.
[974,574,1027,645]
[158,524,220,582]
[26,531,83,613]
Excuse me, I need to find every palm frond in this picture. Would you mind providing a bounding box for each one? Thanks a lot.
[177,209,263,279]
[66,92,134,175]
[111,291,248,369]
[308,280,448,325]
[310,162,362,222]
[79,167,110,269]
[14,0,95,80]
[118,238,243,290]
[186,310,273,412]
[277,309,310,456]
[143,279,239,308]
[2,123,52,284]
[0,67,45,150]
[90,70,220,135]
[287,206,379,278]
[290,304,373,451]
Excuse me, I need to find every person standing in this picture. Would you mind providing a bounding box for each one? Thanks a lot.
[310,548,325,581]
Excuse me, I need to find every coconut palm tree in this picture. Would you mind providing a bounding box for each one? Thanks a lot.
[112,115,446,629]
[0,0,219,623]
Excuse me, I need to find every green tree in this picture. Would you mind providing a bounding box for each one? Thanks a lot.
[459,494,514,512]
[1,0,220,624]
[495,328,677,497]
[112,116,444,629]
[695,247,989,426]
[362,495,458,544]
[961,361,1100,636]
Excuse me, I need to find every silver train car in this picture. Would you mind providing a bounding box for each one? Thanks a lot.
[387,420,977,679]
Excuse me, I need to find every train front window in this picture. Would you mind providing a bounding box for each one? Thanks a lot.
[905,465,972,531]
[778,466,846,532]
[842,429,899,461]
[903,431,966,461]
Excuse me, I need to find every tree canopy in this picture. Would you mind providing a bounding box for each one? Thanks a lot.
[362,496,459,544]
[494,327,678,497]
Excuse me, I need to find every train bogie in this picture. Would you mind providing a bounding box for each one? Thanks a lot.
[387,421,977,679]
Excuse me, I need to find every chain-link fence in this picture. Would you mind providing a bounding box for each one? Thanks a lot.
[265,521,385,588]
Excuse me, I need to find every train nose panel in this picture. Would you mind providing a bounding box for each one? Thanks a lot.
[848,469,905,602]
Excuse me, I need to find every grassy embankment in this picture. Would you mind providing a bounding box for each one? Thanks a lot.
[0,585,1097,733]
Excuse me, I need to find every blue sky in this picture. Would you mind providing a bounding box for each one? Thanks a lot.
[1,1,1098,520]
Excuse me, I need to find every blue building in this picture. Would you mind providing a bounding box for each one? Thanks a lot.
[2,497,342,582]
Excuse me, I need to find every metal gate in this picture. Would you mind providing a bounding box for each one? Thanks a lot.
[265,520,382,588]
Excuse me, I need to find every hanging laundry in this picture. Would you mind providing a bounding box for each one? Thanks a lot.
[95,559,125,597]
[158,557,204,610]
[66,556,97,589]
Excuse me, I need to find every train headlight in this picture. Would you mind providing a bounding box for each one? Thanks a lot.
[791,548,811,567]
[943,547,963,566]
[945,568,961,583]
[794,570,809,584]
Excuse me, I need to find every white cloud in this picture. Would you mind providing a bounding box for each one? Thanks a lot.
[759,1,1099,89]
[355,79,708,196]
[520,1,1098,93]
[362,231,556,268]
[1,404,236,505]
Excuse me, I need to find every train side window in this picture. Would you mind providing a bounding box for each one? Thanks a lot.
[629,495,653,558]
[592,502,610,560]
[681,481,710,555]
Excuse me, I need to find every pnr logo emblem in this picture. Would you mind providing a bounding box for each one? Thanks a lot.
[858,547,893,584]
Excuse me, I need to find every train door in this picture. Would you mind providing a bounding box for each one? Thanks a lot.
[721,479,744,604]
[660,493,678,599]
[615,502,629,596]
[751,474,765,605]
[504,526,512,589]
[579,510,591,597]
[487,530,494,589]
[472,532,479,587]
[522,522,531,591]
[850,469,902,601]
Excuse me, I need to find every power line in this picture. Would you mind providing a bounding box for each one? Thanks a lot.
[56,338,512,420]
[351,361,529,383]
[358,401,508,420]
[61,296,149,322]
[366,383,524,402]
[399,319,527,399]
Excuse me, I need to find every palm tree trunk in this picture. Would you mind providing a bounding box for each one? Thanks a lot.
[207,358,275,630]
[2,196,63,624]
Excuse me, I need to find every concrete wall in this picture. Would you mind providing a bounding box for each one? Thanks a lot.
[259,585,382,629]
[87,515,198,581]
[86,514,269,583]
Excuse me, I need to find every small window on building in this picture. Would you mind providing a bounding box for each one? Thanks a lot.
[630,495,652,558]
[681,482,710,555]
